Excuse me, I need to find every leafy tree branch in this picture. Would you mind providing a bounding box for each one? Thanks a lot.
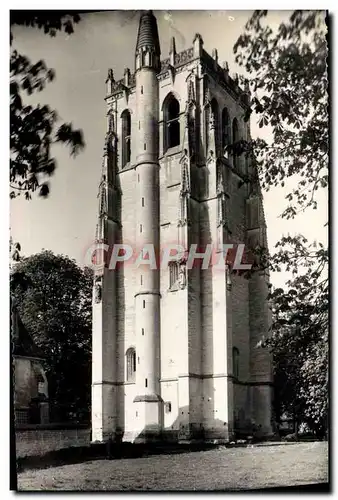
[10,11,85,199]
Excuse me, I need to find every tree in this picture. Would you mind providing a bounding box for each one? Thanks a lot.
[11,250,93,422]
[263,236,328,434]
[10,11,85,199]
[234,10,328,217]
[233,10,328,433]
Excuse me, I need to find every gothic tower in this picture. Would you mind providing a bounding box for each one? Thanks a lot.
[91,11,273,444]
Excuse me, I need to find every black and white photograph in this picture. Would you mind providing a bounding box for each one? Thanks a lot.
[9,6,329,492]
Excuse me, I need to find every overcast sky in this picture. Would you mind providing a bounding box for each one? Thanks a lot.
[10,10,328,288]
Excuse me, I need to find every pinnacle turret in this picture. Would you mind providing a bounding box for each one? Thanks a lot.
[169,35,176,55]
[135,10,161,72]
[169,36,176,66]
[136,10,160,55]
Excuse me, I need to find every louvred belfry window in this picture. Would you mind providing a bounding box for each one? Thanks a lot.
[169,261,179,289]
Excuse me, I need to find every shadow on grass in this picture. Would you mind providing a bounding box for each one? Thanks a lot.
[252,483,330,493]
[17,441,219,473]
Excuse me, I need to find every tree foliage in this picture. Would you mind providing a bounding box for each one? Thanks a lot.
[11,251,93,422]
[261,235,328,433]
[234,10,328,218]
[234,10,328,433]
[10,11,85,199]
[10,11,81,37]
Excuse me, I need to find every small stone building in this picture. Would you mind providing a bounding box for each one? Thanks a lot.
[12,299,49,425]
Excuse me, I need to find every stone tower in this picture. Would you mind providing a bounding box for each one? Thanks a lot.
[92,11,273,444]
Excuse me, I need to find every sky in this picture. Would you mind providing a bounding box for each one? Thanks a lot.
[10,10,328,288]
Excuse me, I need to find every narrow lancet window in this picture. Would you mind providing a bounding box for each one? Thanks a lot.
[126,347,136,382]
[232,118,239,169]
[222,108,230,157]
[121,110,131,167]
[233,346,240,379]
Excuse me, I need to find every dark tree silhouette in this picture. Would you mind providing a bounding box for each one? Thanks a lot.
[10,11,85,199]
[11,250,93,422]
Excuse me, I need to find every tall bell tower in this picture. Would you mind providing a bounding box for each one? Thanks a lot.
[91,10,273,445]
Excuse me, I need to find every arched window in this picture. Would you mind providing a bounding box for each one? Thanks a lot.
[121,110,131,168]
[232,118,239,169]
[233,346,240,379]
[164,94,180,151]
[126,347,136,382]
[222,108,230,156]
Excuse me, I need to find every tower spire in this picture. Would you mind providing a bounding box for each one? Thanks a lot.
[135,10,161,72]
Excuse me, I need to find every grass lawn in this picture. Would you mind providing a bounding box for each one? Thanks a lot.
[17,441,328,491]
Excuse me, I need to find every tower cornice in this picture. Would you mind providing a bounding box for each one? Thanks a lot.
[106,48,250,110]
